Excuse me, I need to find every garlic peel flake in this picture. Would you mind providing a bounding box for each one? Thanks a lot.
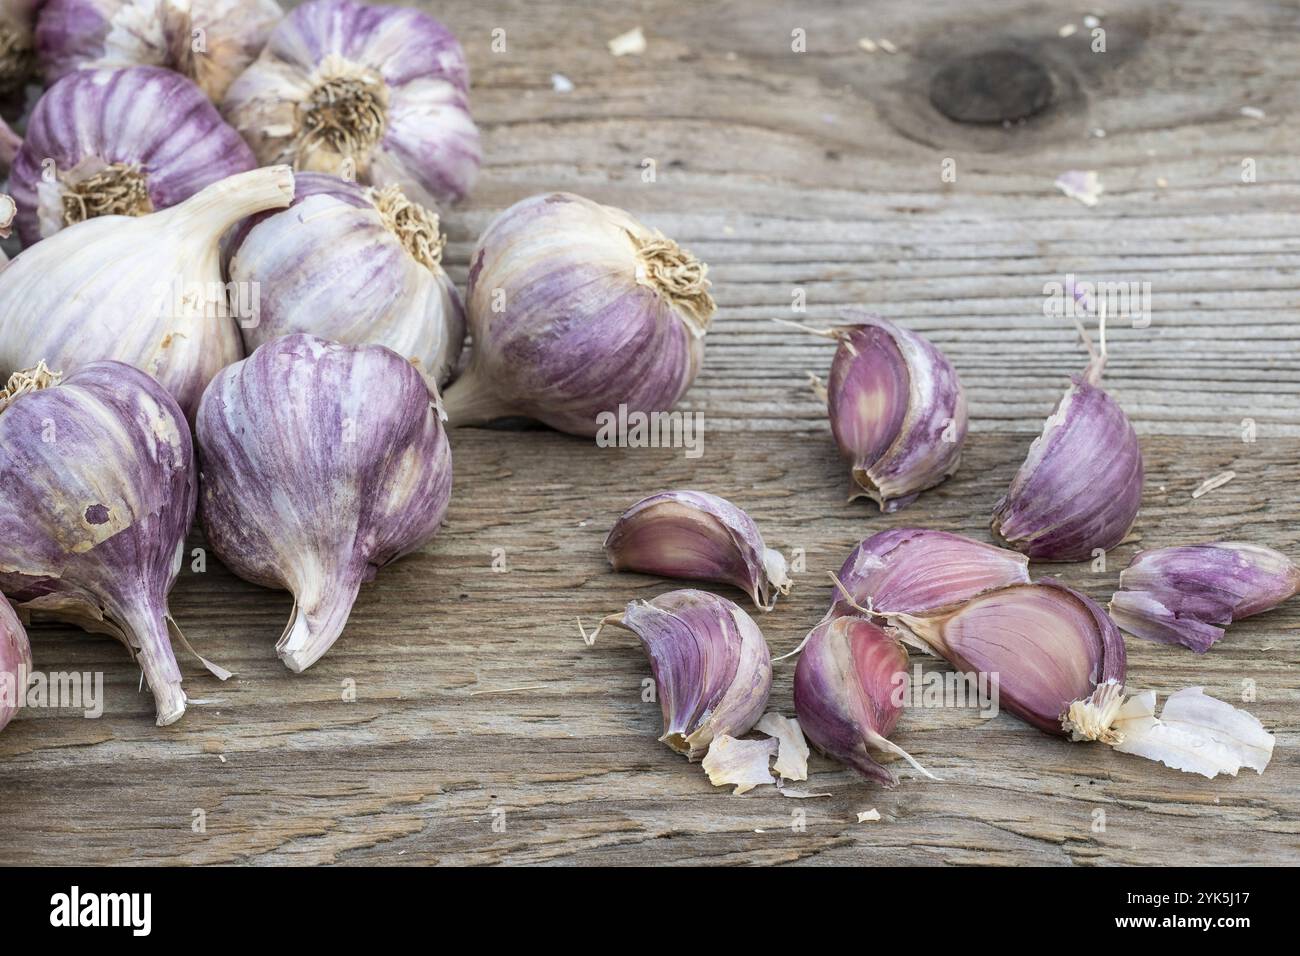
[1110,688,1274,778]
[755,712,809,782]
[702,734,777,794]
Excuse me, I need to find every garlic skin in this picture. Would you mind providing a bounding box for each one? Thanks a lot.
[36,0,282,103]
[196,333,453,673]
[226,172,464,387]
[444,192,715,436]
[1109,542,1300,653]
[1108,687,1274,778]
[596,589,772,759]
[793,615,935,786]
[604,491,791,611]
[8,65,257,245]
[0,361,197,726]
[223,0,480,207]
[0,0,39,96]
[0,165,294,419]
[823,315,967,511]
[1,594,32,733]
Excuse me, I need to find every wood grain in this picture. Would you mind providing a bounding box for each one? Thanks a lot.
[1,0,1298,866]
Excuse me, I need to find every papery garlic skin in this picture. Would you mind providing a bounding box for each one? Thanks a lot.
[36,0,282,102]
[825,315,967,511]
[0,0,39,96]
[1109,542,1300,653]
[444,192,715,436]
[1110,687,1274,778]
[0,165,294,419]
[9,65,257,244]
[601,589,772,759]
[0,361,196,726]
[1,594,32,733]
[604,491,791,611]
[226,172,464,387]
[223,0,479,207]
[197,333,453,673]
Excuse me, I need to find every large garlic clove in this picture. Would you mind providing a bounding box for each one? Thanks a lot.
[903,580,1127,736]
[0,361,198,726]
[0,0,39,97]
[604,491,791,611]
[196,333,453,673]
[593,589,772,760]
[222,0,480,207]
[36,0,282,103]
[1,594,32,733]
[793,615,935,786]
[443,192,715,437]
[0,165,294,419]
[819,314,967,511]
[8,66,257,245]
[1109,542,1300,653]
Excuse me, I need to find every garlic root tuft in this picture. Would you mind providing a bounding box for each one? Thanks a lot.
[0,361,61,412]
[633,232,715,334]
[61,163,154,225]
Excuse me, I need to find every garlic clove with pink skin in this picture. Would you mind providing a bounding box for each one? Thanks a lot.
[0,361,199,726]
[1,594,33,733]
[444,192,715,437]
[196,334,453,673]
[1109,542,1300,653]
[604,491,792,611]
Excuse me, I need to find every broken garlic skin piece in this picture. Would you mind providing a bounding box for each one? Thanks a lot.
[1109,542,1300,653]
[702,734,778,794]
[615,589,772,760]
[1112,687,1274,778]
[604,490,791,611]
[1,595,32,732]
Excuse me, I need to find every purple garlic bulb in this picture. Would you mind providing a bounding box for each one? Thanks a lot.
[794,615,935,786]
[443,192,716,436]
[0,361,197,726]
[36,0,282,103]
[594,589,772,759]
[1,594,32,733]
[0,0,40,96]
[1110,542,1300,653]
[820,315,967,511]
[604,491,791,611]
[8,66,257,245]
[196,334,453,672]
[223,0,480,207]
[227,173,465,387]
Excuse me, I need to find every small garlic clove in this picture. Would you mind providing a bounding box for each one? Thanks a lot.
[793,615,935,786]
[1,594,32,733]
[595,589,772,760]
[701,734,778,794]
[1109,542,1300,653]
[604,490,792,611]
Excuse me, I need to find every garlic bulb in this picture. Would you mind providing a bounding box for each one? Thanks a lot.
[1,594,32,733]
[1109,542,1300,653]
[588,589,772,759]
[227,172,464,387]
[196,333,453,673]
[223,0,480,207]
[8,65,257,244]
[0,361,197,726]
[0,165,294,419]
[793,615,936,786]
[444,192,716,436]
[36,0,282,102]
[604,490,791,611]
[0,0,39,96]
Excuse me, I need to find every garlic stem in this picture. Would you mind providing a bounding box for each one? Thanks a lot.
[442,369,521,428]
[165,164,295,233]
[114,602,187,727]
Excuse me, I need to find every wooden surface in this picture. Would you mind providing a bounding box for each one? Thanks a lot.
[2,0,1299,865]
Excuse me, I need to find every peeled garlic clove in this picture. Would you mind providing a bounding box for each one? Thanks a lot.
[904,580,1126,736]
[1109,542,1300,653]
[596,589,772,759]
[819,315,967,511]
[227,173,465,387]
[0,361,197,726]
[0,165,294,419]
[1,595,32,733]
[36,0,282,102]
[8,66,257,244]
[794,616,935,786]
[604,491,791,611]
[443,192,715,436]
[196,334,453,673]
[0,0,39,97]
[223,0,480,207]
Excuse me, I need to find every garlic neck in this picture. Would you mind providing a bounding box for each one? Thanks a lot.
[368,184,445,271]
[295,55,389,173]
[61,163,155,226]
[633,232,716,335]
[0,362,61,413]
[166,165,295,236]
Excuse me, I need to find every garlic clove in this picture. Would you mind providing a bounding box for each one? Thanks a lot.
[701,734,778,794]
[1109,542,1300,653]
[604,490,791,611]
[793,615,936,786]
[1,594,32,733]
[592,589,772,760]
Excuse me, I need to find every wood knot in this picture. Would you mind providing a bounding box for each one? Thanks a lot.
[928,50,1054,124]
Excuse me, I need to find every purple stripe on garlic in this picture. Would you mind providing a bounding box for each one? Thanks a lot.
[604,491,791,611]
[196,333,453,673]
[1,594,32,733]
